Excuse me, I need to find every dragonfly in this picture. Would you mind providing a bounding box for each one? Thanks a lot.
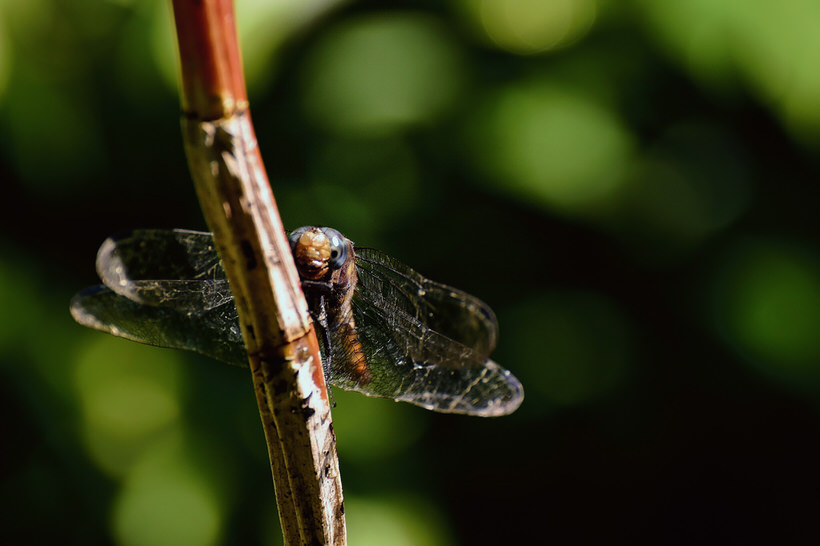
[70,227,524,416]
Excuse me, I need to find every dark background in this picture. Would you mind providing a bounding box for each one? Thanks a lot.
[2,1,820,544]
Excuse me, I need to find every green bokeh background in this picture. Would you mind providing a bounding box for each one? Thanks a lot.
[2,0,820,544]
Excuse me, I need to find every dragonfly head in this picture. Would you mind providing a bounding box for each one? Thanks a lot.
[289,226,349,281]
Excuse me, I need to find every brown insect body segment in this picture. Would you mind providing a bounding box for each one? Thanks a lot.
[329,245,372,385]
[292,227,372,386]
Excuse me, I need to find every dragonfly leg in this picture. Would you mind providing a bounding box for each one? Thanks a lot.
[306,294,334,379]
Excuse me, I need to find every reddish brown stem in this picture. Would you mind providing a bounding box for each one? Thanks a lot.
[172,0,248,119]
[170,1,346,544]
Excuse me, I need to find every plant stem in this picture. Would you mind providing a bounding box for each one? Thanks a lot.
[170,1,346,544]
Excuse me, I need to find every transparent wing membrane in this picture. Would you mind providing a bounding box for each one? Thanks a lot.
[71,229,523,416]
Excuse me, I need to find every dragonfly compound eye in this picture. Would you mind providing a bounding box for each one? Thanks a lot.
[321,228,348,270]
[288,227,310,252]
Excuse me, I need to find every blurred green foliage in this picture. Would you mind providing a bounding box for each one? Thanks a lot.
[2,0,820,544]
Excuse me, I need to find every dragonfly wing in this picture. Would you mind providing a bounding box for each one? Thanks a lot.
[75,229,522,415]
[71,285,248,367]
[330,249,522,416]
[354,248,499,354]
[97,229,234,311]
[74,228,245,365]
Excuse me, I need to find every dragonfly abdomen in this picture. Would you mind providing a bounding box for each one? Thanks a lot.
[333,318,372,386]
